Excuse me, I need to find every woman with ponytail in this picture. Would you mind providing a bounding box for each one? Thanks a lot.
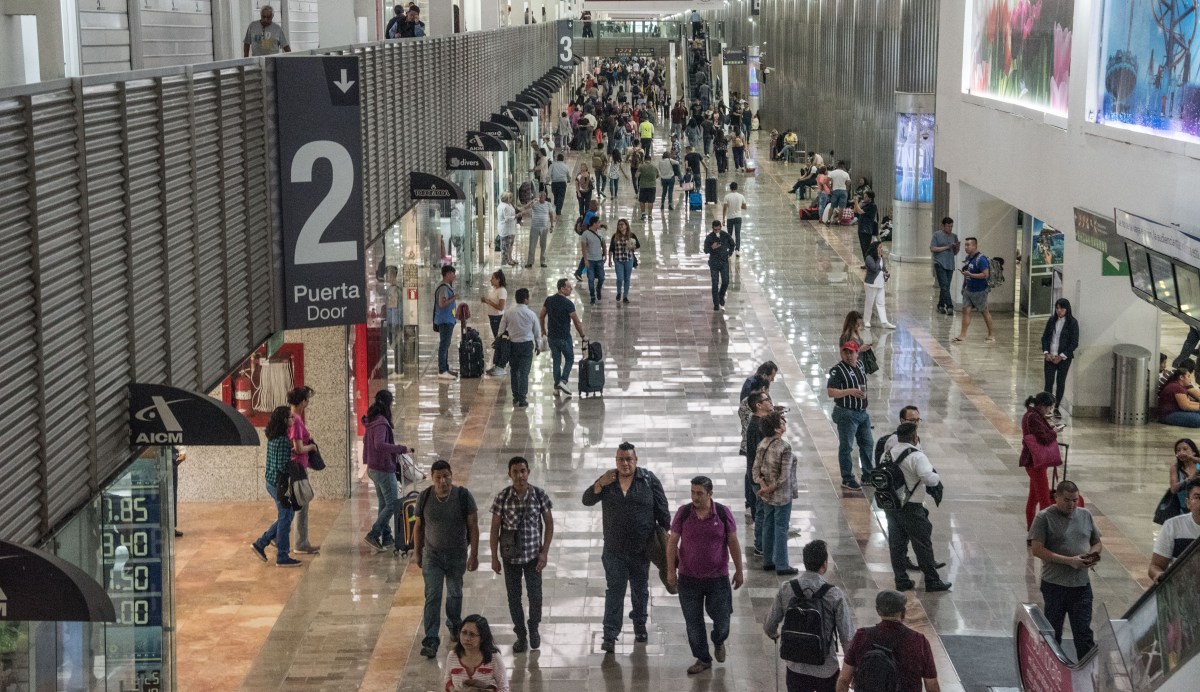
[362,390,415,552]
[1020,392,1059,530]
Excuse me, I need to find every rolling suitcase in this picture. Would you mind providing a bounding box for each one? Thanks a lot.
[689,191,703,211]
[705,177,718,205]
[578,339,605,397]
[393,459,424,556]
[459,325,485,378]
[1052,442,1085,507]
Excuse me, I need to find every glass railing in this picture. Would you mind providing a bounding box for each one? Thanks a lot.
[571,20,681,40]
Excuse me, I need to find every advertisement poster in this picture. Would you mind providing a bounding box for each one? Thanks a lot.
[1030,218,1065,268]
[967,0,1076,113]
[1097,0,1200,139]
[895,114,935,203]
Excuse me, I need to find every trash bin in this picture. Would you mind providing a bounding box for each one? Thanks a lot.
[1111,344,1152,425]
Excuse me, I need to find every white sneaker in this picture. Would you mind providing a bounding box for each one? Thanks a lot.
[437,371,456,380]
[557,382,573,396]
[880,322,897,329]
[488,367,507,376]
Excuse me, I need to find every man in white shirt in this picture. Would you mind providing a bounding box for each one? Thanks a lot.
[657,153,677,211]
[827,162,851,213]
[722,182,748,255]
[1150,478,1200,582]
[548,154,572,216]
[883,424,951,593]
[497,288,542,408]
[243,5,291,57]
[879,408,948,574]
[496,192,518,267]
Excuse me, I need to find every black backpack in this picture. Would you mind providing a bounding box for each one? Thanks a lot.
[779,582,835,665]
[872,432,896,466]
[866,448,917,511]
[853,626,912,692]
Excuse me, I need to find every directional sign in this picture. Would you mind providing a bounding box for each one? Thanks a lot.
[1103,254,1129,276]
[276,56,367,328]
[1073,207,1118,256]
[557,20,574,68]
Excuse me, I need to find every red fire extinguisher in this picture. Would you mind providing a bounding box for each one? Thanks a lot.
[233,367,254,416]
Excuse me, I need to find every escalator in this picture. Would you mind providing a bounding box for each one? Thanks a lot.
[683,27,714,109]
[1013,536,1200,690]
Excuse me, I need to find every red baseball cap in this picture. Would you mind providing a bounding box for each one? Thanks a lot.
[841,341,860,352]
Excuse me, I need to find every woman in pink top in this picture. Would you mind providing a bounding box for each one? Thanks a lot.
[815,166,832,222]
[288,386,319,553]
[664,476,745,676]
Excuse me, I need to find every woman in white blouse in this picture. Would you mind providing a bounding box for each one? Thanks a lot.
[443,615,509,692]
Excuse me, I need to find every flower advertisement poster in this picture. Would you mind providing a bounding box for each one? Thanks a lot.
[966,0,1076,113]
[1096,0,1200,140]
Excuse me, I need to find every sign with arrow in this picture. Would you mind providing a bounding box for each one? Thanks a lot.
[1102,253,1129,276]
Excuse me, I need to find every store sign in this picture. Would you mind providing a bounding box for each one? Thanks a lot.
[410,172,464,201]
[466,131,506,152]
[517,93,541,108]
[491,113,521,131]
[446,146,491,170]
[480,120,517,141]
[751,0,761,15]
[1115,209,1200,268]
[502,104,532,123]
[1073,207,1118,256]
[0,540,116,621]
[129,383,260,446]
[723,49,747,65]
[275,56,367,329]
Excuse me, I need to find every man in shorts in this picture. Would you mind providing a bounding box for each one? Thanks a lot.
[952,237,996,343]
[637,155,659,221]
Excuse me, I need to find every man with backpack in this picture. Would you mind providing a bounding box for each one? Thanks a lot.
[836,590,940,692]
[764,540,854,692]
[876,424,952,593]
[874,407,947,574]
[951,237,996,343]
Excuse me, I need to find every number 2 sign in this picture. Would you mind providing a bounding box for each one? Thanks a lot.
[276,56,367,328]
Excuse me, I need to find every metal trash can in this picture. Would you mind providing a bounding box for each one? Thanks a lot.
[1111,344,1152,425]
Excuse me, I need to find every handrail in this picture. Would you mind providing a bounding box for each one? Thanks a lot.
[1119,522,1200,620]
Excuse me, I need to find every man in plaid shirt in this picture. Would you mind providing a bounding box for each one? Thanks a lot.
[489,456,555,653]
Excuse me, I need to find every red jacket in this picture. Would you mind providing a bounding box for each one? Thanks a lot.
[1019,408,1057,468]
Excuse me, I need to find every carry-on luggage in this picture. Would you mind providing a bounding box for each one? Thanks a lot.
[393,456,425,556]
[1052,442,1086,507]
[839,207,856,226]
[689,191,703,211]
[459,326,485,378]
[578,339,605,397]
[705,177,719,205]
[492,332,512,369]
[800,206,820,220]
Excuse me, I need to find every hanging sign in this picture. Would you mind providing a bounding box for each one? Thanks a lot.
[410,172,465,200]
[275,56,367,329]
[446,146,491,170]
[491,113,521,131]
[129,383,260,446]
[480,120,517,141]
[467,131,507,152]
[501,105,532,123]
[0,540,116,621]
[557,20,574,68]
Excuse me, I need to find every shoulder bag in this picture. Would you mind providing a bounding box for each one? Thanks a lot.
[498,488,525,561]
[860,348,879,375]
[307,444,327,471]
[1021,432,1061,471]
[289,460,315,507]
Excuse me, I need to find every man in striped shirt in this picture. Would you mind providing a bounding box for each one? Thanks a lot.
[827,341,874,492]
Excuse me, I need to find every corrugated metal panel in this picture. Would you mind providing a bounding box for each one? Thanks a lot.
[79,0,134,75]
[139,0,215,68]
[286,0,320,52]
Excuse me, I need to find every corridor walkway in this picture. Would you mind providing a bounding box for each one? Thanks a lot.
[174,132,1177,691]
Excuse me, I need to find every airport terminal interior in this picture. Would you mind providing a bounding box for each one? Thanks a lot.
[3,1,1200,691]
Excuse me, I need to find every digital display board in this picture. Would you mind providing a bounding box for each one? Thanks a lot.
[1127,242,1154,301]
[1149,253,1179,309]
[102,459,166,691]
[1177,265,1200,321]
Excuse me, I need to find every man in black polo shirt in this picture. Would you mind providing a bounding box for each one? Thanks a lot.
[827,341,874,491]
[704,220,735,311]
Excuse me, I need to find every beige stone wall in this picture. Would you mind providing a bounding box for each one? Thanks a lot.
[178,326,352,502]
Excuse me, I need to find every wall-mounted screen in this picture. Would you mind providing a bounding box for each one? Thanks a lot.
[1177,265,1200,320]
[895,114,935,203]
[965,0,1076,114]
[1096,0,1200,141]
[1149,253,1179,308]
[1127,242,1154,299]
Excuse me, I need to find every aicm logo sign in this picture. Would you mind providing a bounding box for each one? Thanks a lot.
[132,396,186,445]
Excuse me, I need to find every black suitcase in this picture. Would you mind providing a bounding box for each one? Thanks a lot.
[578,339,605,397]
[459,331,485,378]
[705,177,718,205]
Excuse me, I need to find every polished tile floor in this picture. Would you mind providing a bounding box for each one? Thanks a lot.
[175,132,1185,691]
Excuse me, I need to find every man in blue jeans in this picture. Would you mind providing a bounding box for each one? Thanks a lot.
[432,265,458,379]
[703,220,735,311]
[582,443,670,653]
[413,460,479,659]
[251,415,301,566]
[580,218,607,305]
[540,278,587,397]
[826,341,874,491]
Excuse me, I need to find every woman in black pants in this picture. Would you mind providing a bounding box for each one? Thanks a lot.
[1041,298,1079,416]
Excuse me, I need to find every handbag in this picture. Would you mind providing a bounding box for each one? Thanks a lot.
[307,445,326,471]
[645,525,677,594]
[1154,488,1183,525]
[291,477,314,507]
[1022,433,1062,471]
[498,487,525,561]
[492,331,512,368]
[396,453,424,485]
[860,348,878,375]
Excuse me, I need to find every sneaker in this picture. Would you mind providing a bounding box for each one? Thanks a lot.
[985,336,997,343]
[437,371,456,380]
[540,262,548,267]
[925,580,953,593]
[615,295,622,302]
[513,638,528,653]
[776,567,799,576]
[250,543,268,562]
[713,305,720,311]
[714,644,726,663]
[744,506,753,517]
[277,557,302,567]
[936,305,945,314]
[515,400,529,408]
[600,639,615,653]
[573,272,583,281]
[895,580,916,591]
[590,299,596,305]
[420,644,438,659]
[687,660,712,675]
[841,479,863,491]
[623,297,629,304]
[634,630,648,643]
[363,535,385,552]
[752,546,763,556]
[880,322,897,329]
[557,382,573,396]
[294,545,320,554]
[524,264,533,268]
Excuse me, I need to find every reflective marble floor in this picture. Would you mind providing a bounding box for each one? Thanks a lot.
[175,132,1183,691]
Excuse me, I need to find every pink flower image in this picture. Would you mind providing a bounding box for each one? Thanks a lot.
[1050,22,1071,111]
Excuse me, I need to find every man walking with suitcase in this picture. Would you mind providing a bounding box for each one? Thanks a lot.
[540,278,587,397]
[490,457,554,653]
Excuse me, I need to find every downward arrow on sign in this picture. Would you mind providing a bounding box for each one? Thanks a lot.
[334,69,355,93]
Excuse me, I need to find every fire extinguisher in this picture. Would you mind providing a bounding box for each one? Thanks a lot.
[233,367,254,416]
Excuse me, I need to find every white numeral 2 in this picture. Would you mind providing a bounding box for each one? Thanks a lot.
[290,140,357,265]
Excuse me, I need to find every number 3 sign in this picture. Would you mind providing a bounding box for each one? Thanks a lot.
[557,20,574,68]
[276,56,367,328]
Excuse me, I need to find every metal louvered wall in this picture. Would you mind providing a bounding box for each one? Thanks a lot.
[704,0,939,208]
[0,24,559,545]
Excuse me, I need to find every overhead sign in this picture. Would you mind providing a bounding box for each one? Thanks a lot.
[0,540,116,621]
[446,146,491,170]
[723,49,747,65]
[1115,209,1200,268]
[466,131,507,152]
[616,47,656,58]
[410,172,465,200]
[557,20,574,68]
[275,56,367,329]
[751,0,761,15]
[480,120,517,141]
[517,93,542,108]
[1073,207,1118,256]
[491,113,521,131]
[129,383,260,446]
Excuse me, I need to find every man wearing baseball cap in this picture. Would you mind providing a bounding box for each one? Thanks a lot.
[826,340,873,491]
[836,590,940,692]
